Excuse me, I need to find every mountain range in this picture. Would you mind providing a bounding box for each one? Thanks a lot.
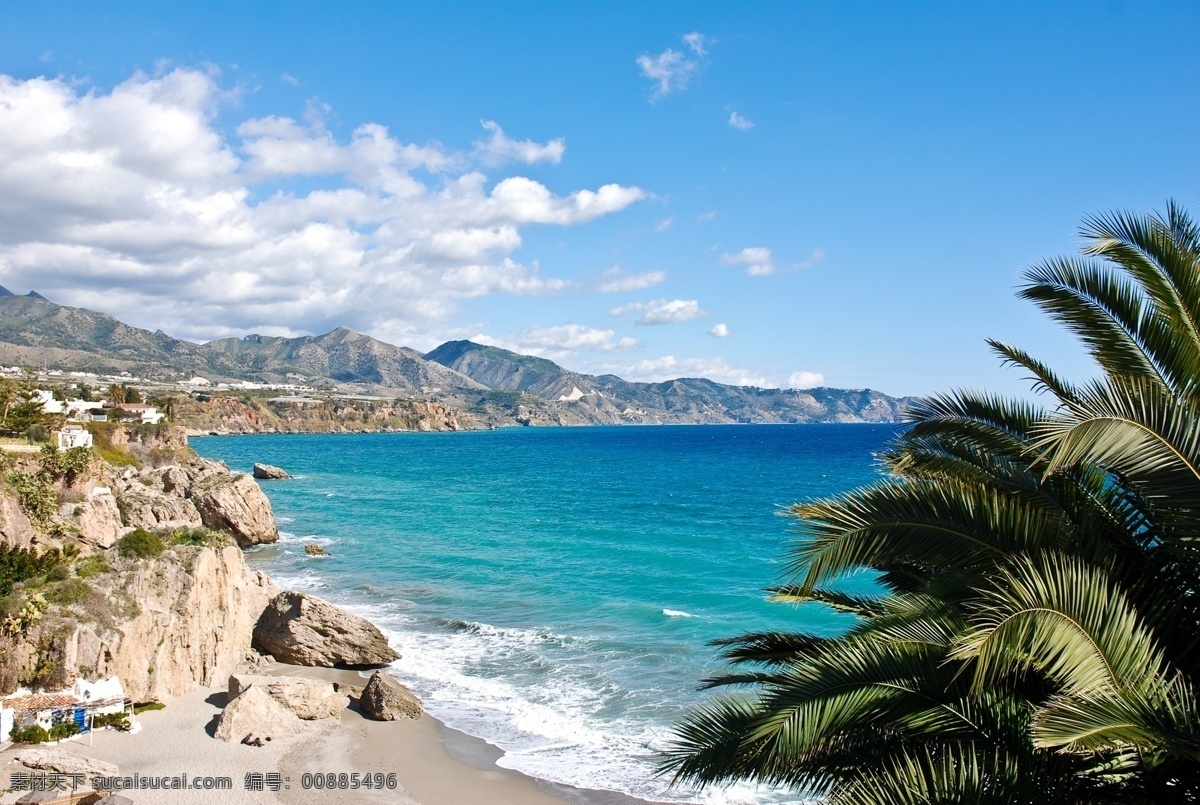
[0,288,912,425]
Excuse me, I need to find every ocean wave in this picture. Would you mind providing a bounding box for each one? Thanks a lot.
[662,609,694,618]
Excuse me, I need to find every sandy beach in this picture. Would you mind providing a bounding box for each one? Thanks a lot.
[0,664,571,805]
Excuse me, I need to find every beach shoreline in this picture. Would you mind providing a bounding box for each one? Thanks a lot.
[0,661,661,805]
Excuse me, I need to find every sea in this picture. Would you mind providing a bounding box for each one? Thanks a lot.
[192,424,896,804]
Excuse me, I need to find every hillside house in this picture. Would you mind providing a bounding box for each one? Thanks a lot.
[56,424,93,450]
[1,676,132,743]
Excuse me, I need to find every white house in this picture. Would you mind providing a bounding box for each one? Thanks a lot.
[56,425,93,450]
[33,390,64,415]
[65,399,105,421]
[0,676,131,743]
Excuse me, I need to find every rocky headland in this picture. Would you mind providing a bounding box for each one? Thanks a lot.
[0,423,411,732]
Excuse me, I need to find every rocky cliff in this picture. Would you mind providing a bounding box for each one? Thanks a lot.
[0,426,282,702]
[1,545,278,701]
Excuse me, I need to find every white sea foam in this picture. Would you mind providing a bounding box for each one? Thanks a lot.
[662,609,694,618]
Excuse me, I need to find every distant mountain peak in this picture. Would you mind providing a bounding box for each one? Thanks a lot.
[26,291,47,300]
[0,286,14,298]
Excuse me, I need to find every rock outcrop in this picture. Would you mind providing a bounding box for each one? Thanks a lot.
[360,670,422,720]
[214,685,305,744]
[191,474,278,547]
[69,489,126,549]
[0,491,37,549]
[228,674,347,720]
[0,546,279,701]
[253,591,400,668]
[13,747,119,777]
[253,463,291,480]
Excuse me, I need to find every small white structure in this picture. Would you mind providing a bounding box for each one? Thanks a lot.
[56,425,93,450]
[185,376,211,387]
[33,390,64,415]
[0,676,131,743]
[65,399,105,421]
[109,403,165,425]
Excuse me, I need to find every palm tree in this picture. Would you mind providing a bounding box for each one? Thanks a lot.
[664,202,1200,801]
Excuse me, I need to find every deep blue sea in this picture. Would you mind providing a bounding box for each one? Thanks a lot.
[193,424,895,804]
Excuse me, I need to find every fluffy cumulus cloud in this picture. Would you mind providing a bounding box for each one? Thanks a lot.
[595,267,667,293]
[788,371,825,389]
[721,246,776,276]
[0,68,643,345]
[637,32,708,100]
[707,322,730,338]
[476,324,639,360]
[610,298,709,325]
[621,355,770,387]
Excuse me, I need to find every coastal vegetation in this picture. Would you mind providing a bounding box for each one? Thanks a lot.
[666,202,1200,801]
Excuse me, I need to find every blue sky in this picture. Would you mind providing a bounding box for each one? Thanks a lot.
[0,2,1197,396]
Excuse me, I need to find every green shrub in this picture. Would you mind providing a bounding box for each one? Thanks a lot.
[0,546,64,596]
[9,724,49,743]
[74,554,111,579]
[169,527,233,549]
[38,444,93,485]
[45,565,69,582]
[92,711,131,731]
[48,721,80,741]
[44,578,91,607]
[116,528,164,559]
[133,700,165,714]
[5,471,57,529]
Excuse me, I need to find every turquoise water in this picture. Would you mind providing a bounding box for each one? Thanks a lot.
[193,424,894,803]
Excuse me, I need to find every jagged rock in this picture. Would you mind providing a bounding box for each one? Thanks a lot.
[115,484,203,532]
[253,463,291,480]
[360,670,422,720]
[214,684,304,744]
[304,543,325,556]
[0,546,280,701]
[0,492,37,549]
[71,489,124,549]
[15,746,119,777]
[191,473,279,547]
[253,592,400,668]
[228,674,347,720]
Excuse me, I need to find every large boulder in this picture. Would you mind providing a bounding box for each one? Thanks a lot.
[228,674,347,720]
[71,489,124,549]
[214,684,304,744]
[14,747,118,777]
[253,592,400,668]
[0,493,36,549]
[191,474,278,547]
[115,485,203,532]
[360,670,422,720]
[253,463,291,480]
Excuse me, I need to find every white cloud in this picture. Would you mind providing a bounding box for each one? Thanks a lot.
[473,120,565,167]
[637,32,709,100]
[728,112,754,130]
[696,211,718,223]
[655,216,674,232]
[721,246,776,276]
[610,298,709,325]
[682,32,708,56]
[0,68,644,346]
[707,322,730,338]
[280,72,300,86]
[476,324,640,359]
[788,371,825,389]
[796,247,826,270]
[595,267,667,293]
[622,355,771,387]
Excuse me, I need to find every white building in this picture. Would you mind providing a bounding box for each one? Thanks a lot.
[65,399,105,421]
[33,390,64,415]
[57,425,94,450]
[1,676,131,743]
